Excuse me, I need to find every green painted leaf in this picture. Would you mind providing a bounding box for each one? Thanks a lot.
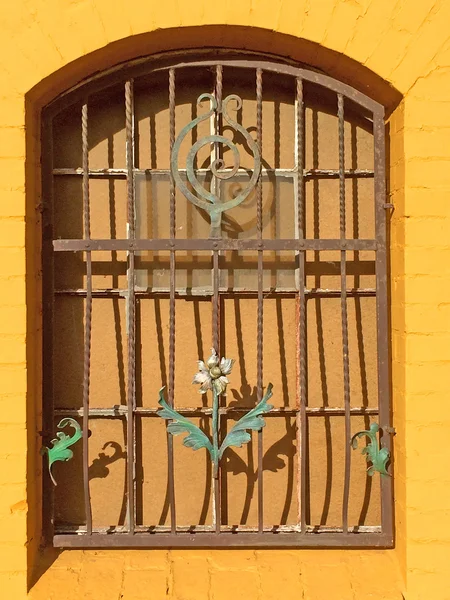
[41,418,83,486]
[351,422,390,476]
[219,383,273,458]
[157,388,214,455]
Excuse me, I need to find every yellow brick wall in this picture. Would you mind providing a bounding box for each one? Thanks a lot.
[0,1,449,599]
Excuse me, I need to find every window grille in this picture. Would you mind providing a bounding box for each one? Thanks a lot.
[42,51,393,548]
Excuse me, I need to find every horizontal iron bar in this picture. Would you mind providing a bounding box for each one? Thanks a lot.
[56,524,381,534]
[52,167,375,179]
[54,287,377,298]
[53,239,377,252]
[54,406,379,417]
[53,532,393,548]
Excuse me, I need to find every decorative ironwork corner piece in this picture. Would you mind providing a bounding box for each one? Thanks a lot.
[170,93,261,238]
[351,422,390,476]
[41,418,83,486]
[157,349,273,477]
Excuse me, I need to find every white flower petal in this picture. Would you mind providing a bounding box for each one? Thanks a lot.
[220,357,234,375]
[192,371,209,385]
[197,360,208,373]
[214,375,229,395]
[206,349,219,368]
[199,379,212,393]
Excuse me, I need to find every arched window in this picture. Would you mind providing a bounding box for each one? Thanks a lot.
[42,51,393,548]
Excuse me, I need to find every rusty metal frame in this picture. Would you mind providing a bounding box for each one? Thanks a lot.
[42,50,393,549]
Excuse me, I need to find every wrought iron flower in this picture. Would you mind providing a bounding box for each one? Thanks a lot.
[193,349,234,395]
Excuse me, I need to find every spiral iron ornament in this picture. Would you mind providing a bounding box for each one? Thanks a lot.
[170,93,261,237]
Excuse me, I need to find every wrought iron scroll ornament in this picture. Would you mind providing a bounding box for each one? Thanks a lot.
[41,418,83,485]
[171,93,261,238]
[158,350,273,477]
[351,422,390,476]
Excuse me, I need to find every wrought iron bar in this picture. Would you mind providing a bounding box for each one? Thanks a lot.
[53,238,378,252]
[55,406,379,417]
[125,79,136,534]
[373,110,394,536]
[168,66,177,534]
[255,67,264,534]
[52,167,375,178]
[338,94,352,534]
[295,77,308,534]
[53,531,392,549]
[56,524,382,534]
[55,287,378,298]
[81,102,93,534]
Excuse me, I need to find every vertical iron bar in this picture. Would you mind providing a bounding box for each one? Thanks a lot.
[212,249,220,533]
[338,94,351,534]
[295,78,308,533]
[81,103,93,535]
[125,80,136,535]
[373,109,393,537]
[256,67,264,534]
[211,65,223,533]
[168,67,177,533]
[42,115,55,544]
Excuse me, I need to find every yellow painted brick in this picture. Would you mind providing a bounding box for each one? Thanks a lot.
[409,66,450,101]
[210,568,260,600]
[0,305,26,334]
[406,508,450,544]
[208,549,257,571]
[403,245,450,276]
[30,566,80,600]
[407,571,450,600]
[256,551,303,600]
[322,1,366,54]
[0,366,27,394]
[0,545,27,572]
[276,1,308,39]
[0,456,27,485]
[348,553,404,599]
[345,0,399,64]
[405,332,450,363]
[0,334,27,364]
[365,27,411,81]
[302,562,353,600]
[121,569,168,599]
[0,394,27,424]
[69,1,113,48]
[392,3,450,93]
[403,301,450,333]
[0,425,27,453]
[404,128,450,160]
[172,554,209,600]
[402,274,450,303]
[0,158,25,191]
[0,571,26,600]
[0,190,25,218]
[404,97,450,129]
[78,555,125,600]
[301,0,336,44]
[124,549,168,570]
[0,249,25,276]
[0,128,25,159]
[403,188,450,218]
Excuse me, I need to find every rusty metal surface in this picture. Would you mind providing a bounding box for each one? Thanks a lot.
[125,80,136,535]
[44,55,392,548]
[53,239,378,252]
[168,66,177,534]
[53,532,393,548]
[81,103,93,535]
